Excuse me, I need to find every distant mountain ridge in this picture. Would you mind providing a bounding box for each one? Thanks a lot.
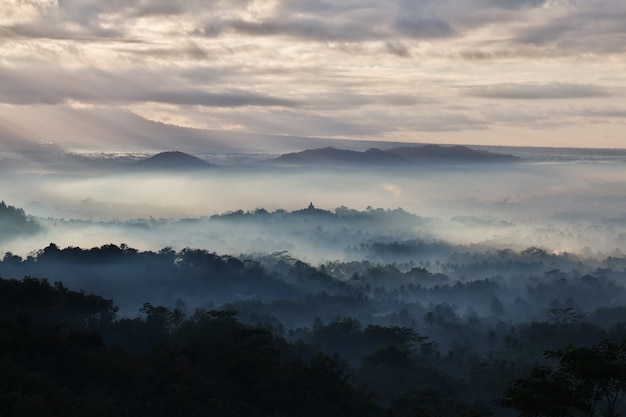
[274,144,518,165]
[135,151,213,171]
[275,147,406,165]
[386,144,518,161]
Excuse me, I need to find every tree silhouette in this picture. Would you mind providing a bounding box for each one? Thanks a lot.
[500,339,626,417]
[0,200,41,238]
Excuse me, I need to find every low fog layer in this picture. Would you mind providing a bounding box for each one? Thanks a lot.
[1,147,626,260]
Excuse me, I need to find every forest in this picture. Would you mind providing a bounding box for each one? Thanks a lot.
[2,234,626,416]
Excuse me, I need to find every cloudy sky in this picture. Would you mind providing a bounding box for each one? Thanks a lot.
[1,0,625,151]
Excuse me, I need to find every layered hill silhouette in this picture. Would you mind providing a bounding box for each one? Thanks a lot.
[386,144,518,161]
[134,151,213,171]
[274,144,518,166]
[274,147,406,165]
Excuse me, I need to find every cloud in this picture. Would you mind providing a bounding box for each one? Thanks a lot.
[394,13,452,38]
[3,0,624,55]
[466,83,611,100]
[216,2,454,41]
[0,0,444,43]
[138,90,298,108]
[1,0,625,149]
[4,0,625,60]
[383,41,411,57]
[584,108,626,118]
[486,0,548,10]
[0,66,296,108]
[509,4,626,54]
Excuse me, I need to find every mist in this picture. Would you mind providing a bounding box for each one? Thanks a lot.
[0,148,625,320]
[2,151,626,261]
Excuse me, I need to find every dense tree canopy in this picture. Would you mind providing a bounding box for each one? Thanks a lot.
[500,340,626,417]
[2,239,626,416]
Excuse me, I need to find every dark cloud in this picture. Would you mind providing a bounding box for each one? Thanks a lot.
[0,67,86,105]
[203,1,454,41]
[513,20,579,46]
[298,92,425,109]
[6,0,626,57]
[466,83,611,100]
[511,8,626,53]
[123,1,186,17]
[57,0,188,21]
[0,106,254,153]
[226,18,335,39]
[457,49,494,60]
[119,42,211,60]
[384,41,412,57]
[6,0,241,40]
[139,90,298,108]
[486,0,548,10]
[394,14,452,38]
[0,67,296,108]
[6,21,123,40]
[225,17,387,42]
[585,108,626,118]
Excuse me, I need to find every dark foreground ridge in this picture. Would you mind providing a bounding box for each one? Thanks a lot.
[135,151,213,171]
[274,144,518,166]
[2,271,626,417]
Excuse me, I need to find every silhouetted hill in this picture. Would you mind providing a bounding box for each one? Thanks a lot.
[0,200,41,239]
[135,151,213,171]
[274,147,407,165]
[273,145,517,166]
[386,144,518,161]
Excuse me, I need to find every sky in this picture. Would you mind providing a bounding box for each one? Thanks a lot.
[1,0,625,152]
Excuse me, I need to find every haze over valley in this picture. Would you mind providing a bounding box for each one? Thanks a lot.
[2,144,626,315]
[3,144,626,258]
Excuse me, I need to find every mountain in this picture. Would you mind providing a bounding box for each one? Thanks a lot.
[274,147,407,165]
[135,151,213,171]
[385,144,518,161]
[273,145,518,166]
